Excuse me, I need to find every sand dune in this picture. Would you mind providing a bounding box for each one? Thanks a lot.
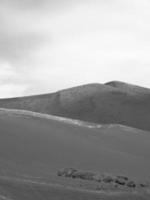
[0,81,150,131]
[0,109,149,198]
[0,109,149,180]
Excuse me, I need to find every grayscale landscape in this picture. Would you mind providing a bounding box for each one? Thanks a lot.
[0,82,150,199]
[1,0,150,199]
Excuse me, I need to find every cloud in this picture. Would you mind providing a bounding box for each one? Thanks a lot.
[0,84,27,98]
[0,5,47,63]
[0,0,150,97]
[0,0,85,11]
[0,33,45,62]
[0,61,28,97]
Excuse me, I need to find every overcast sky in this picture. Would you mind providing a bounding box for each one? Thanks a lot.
[0,0,150,97]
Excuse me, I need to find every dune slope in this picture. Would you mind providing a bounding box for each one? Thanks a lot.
[0,176,149,200]
[0,109,150,199]
[0,109,149,180]
[0,82,150,131]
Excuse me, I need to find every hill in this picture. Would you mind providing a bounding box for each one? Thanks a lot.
[0,81,150,131]
[0,109,149,199]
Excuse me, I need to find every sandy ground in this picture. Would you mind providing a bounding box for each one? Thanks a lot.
[0,109,149,199]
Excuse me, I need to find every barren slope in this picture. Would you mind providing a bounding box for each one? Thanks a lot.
[0,81,150,131]
[0,109,149,180]
[0,109,149,199]
[0,177,149,200]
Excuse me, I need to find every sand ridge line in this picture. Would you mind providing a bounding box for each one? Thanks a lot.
[0,108,140,132]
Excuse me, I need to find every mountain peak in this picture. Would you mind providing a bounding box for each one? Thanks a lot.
[105,81,150,94]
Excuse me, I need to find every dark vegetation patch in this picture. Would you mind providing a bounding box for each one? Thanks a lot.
[57,168,149,190]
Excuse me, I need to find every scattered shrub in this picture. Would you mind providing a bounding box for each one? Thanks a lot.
[139,182,148,188]
[71,171,84,179]
[57,168,77,177]
[115,178,126,186]
[72,171,95,181]
[127,181,136,188]
[103,176,114,183]
[57,168,148,190]
[116,175,128,181]
[93,174,102,182]
[80,172,95,180]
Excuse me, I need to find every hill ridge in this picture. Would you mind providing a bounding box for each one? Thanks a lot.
[0,108,145,132]
[0,81,150,131]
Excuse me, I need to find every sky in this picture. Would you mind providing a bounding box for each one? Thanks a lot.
[0,0,150,98]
